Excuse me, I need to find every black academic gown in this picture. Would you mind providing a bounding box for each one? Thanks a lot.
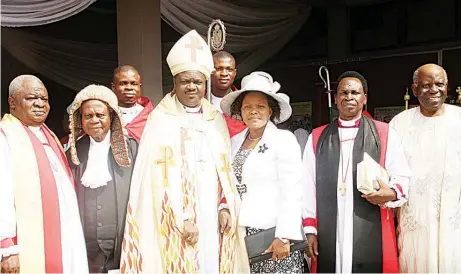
[66,135,138,273]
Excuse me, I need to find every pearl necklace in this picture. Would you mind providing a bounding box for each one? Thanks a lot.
[248,135,262,141]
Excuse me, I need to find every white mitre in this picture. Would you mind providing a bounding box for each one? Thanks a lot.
[166,29,214,80]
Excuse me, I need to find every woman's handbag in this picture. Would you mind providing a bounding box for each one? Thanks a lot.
[244,227,307,264]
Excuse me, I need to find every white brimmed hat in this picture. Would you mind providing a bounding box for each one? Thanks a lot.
[220,71,292,124]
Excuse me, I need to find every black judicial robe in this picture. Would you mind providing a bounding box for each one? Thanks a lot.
[309,116,398,273]
[67,135,138,273]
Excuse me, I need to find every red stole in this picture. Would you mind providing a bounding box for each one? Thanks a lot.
[126,96,154,143]
[309,118,398,273]
[24,124,73,273]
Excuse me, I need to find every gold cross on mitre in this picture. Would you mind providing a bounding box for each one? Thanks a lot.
[155,146,174,187]
[166,30,214,80]
[185,36,203,62]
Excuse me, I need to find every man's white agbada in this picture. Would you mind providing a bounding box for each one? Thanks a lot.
[166,29,214,79]
[392,104,461,273]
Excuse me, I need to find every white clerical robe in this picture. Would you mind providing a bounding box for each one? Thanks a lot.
[120,94,248,274]
[210,92,224,113]
[390,104,461,273]
[183,108,220,273]
[302,117,411,273]
[119,103,144,124]
[0,126,88,273]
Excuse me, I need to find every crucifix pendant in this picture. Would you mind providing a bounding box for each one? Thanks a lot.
[339,185,346,196]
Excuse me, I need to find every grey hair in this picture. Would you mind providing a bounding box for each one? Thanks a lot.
[8,75,44,96]
[413,65,448,84]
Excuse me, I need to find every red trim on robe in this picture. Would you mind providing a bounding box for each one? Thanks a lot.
[0,239,14,248]
[395,184,405,198]
[302,218,317,228]
[362,110,373,119]
[22,124,75,273]
[309,117,399,273]
[126,96,155,143]
[220,197,227,204]
[374,120,399,273]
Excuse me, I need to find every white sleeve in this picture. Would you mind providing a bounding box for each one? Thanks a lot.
[383,126,412,208]
[0,131,19,259]
[274,131,304,241]
[301,134,318,235]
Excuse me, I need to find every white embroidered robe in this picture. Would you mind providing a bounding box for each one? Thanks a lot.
[390,104,461,273]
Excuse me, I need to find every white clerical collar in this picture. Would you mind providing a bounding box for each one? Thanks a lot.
[81,130,112,189]
[184,105,202,114]
[119,103,144,124]
[338,116,361,128]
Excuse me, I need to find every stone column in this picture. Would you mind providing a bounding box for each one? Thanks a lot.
[116,0,163,104]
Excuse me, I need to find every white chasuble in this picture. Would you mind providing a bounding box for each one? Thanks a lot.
[120,94,249,274]
[391,104,461,273]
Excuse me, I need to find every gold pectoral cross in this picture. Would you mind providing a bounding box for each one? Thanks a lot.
[155,146,174,187]
[339,185,346,196]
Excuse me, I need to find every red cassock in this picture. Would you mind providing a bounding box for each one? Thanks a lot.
[224,85,247,137]
[224,114,246,137]
[125,96,155,143]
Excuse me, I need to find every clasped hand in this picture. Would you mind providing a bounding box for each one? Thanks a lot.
[361,178,396,206]
[182,220,199,246]
[305,234,319,261]
[266,238,290,261]
[218,208,232,234]
[1,254,20,273]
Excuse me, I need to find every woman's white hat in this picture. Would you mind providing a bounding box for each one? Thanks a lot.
[220,71,292,124]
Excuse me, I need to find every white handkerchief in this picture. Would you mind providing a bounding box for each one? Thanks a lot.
[357,152,389,194]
